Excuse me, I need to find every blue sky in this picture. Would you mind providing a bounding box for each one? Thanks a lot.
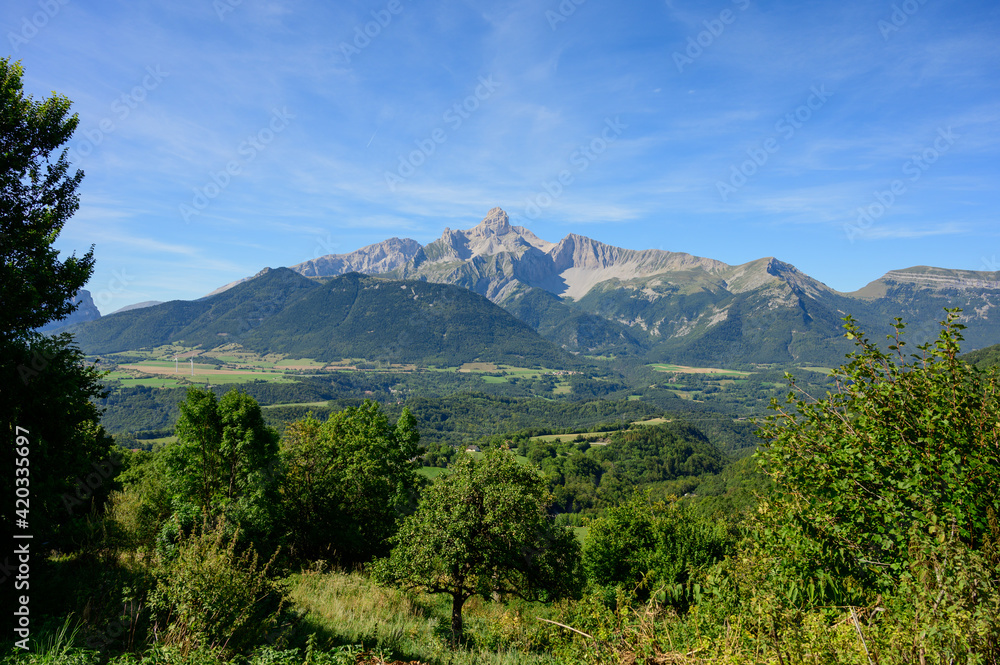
[5,0,999,314]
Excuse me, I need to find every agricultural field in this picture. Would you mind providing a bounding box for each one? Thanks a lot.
[648,363,753,377]
[797,365,835,375]
[529,431,615,443]
[99,345,347,388]
[112,361,298,387]
[261,400,332,409]
[416,466,449,480]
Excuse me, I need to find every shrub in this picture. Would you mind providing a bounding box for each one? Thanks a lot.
[147,520,284,658]
[584,493,733,607]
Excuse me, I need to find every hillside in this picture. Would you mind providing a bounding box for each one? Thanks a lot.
[962,343,1000,368]
[68,269,574,367]
[206,208,995,366]
[93,208,1000,368]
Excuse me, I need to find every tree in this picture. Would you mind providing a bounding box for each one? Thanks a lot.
[743,311,1000,660]
[584,492,733,606]
[279,401,419,563]
[374,448,582,641]
[1,59,114,634]
[1,57,93,338]
[163,387,280,547]
[756,311,1000,593]
[1,58,110,543]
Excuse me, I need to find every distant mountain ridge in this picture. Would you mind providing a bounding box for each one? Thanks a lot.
[68,269,573,367]
[63,208,1000,367]
[247,208,1000,364]
[111,300,163,314]
[39,289,101,331]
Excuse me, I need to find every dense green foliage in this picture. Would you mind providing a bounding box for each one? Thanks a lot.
[595,422,724,495]
[718,312,1000,662]
[575,273,858,366]
[161,388,281,549]
[500,285,646,358]
[374,448,582,639]
[279,402,419,563]
[400,392,659,444]
[147,522,284,657]
[1,59,117,640]
[0,57,92,337]
[757,312,1000,595]
[504,420,736,515]
[583,493,734,606]
[964,341,1000,369]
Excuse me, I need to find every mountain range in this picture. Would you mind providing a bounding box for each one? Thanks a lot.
[69,269,571,367]
[63,208,1000,366]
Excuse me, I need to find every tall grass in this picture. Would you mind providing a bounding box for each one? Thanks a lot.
[285,566,560,665]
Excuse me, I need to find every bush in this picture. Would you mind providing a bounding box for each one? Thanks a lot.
[746,311,1000,661]
[584,492,733,607]
[147,520,284,658]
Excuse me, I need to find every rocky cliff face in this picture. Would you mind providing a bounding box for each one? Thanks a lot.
[39,289,102,331]
[292,237,423,277]
[382,208,730,305]
[852,266,1000,298]
[201,207,1000,362]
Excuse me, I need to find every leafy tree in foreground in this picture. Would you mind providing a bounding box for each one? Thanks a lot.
[1,58,117,640]
[1,58,111,550]
[757,311,1000,590]
[374,448,582,641]
[1,57,93,337]
[280,401,419,563]
[584,492,733,606]
[162,387,280,549]
[752,311,1000,659]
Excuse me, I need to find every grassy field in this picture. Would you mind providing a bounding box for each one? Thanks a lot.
[648,363,752,377]
[456,363,567,380]
[529,431,614,443]
[130,435,178,449]
[102,345,573,385]
[112,359,298,387]
[797,366,835,375]
[458,362,499,372]
[570,526,591,548]
[632,417,673,426]
[527,418,673,444]
[273,357,328,368]
[417,466,450,480]
[261,400,332,409]
[107,372,188,388]
[286,568,560,664]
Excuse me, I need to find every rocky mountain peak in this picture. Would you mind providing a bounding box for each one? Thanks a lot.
[476,207,511,234]
[39,289,102,331]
